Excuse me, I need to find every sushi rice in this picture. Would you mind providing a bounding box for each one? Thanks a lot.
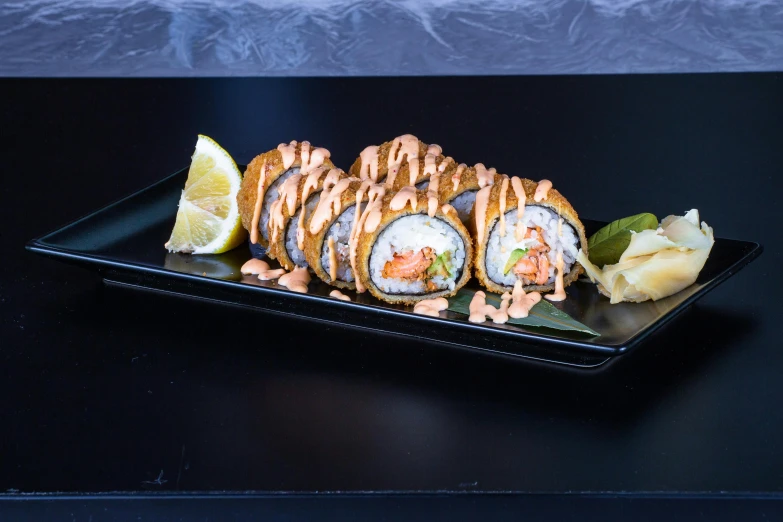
[320,204,361,282]
[284,192,321,268]
[450,190,477,226]
[259,167,299,243]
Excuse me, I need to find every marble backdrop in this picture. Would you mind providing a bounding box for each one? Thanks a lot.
[1,0,782,76]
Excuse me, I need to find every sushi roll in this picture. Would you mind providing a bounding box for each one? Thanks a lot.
[236,140,333,249]
[267,166,346,271]
[348,134,454,190]
[472,175,588,297]
[352,184,474,304]
[304,177,365,289]
[436,162,497,227]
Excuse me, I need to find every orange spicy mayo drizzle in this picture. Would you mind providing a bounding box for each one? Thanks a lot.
[451,163,467,191]
[328,236,338,281]
[427,170,441,217]
[545,251,567,302]
[422,144,443,178]
[413,297,449,317]
[296,166,329,250]
[507,280,541,318]
[300,142,330,174]
[475,163,497,188]
[408,157,421,186]
[544,215,567,302]
[510,176,527,241]
[268,172,303,243]
[329,289,351,301]
[278,266,311,293]
[474,185,493,246]
[277,140,330,175]
[390,185,418,212]
[299,141,310,172]
[534,179,552,202]
[498,175,509,237]
[358,145,380,181]
[385,134,420,188]
[250,160,269,244]
[277,141,298,169]
[240,258,287,280]
[308,170,350,235]
[388,134,420,169]
[348,180,385,293]
[469,291,510,324]
[362,186,385,233]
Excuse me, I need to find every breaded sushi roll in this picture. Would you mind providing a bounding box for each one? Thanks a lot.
[436,162,497,227]
[353,185,474,305]
[472,176,588,295]
[348,134,454,190]
[304,177,365,289]
[267,166,347,271]
[237,140,333,249]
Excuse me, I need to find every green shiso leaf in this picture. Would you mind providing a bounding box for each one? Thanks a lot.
[587,212,658,268]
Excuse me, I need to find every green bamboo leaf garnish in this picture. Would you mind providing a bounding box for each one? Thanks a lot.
[447,289,600,336]
[503,248,529,274]
[587,212,658,268]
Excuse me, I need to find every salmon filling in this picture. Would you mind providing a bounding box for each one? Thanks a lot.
[511,226,551,285]
[513,253,550,285]
[382,247,436,280]
[381,247,456,291]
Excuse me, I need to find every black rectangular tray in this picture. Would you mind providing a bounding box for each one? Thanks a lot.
[26,166,762,368]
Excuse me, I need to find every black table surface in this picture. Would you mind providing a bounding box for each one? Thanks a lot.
[2,75,782,520]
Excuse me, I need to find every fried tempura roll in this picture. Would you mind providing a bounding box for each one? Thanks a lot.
[352,185,474,305]
[436,162,497,227]
[303,177,365,289]
[348,134,455,190]
[267,167,347,271]
[236,140,333,249]
[472,176,588,295]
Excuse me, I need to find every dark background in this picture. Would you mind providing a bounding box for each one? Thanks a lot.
[1,75,782,516]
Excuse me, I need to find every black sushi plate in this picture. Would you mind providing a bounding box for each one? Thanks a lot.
[26,165,762,369]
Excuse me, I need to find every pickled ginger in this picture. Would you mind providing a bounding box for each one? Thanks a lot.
[577,210,714,303]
